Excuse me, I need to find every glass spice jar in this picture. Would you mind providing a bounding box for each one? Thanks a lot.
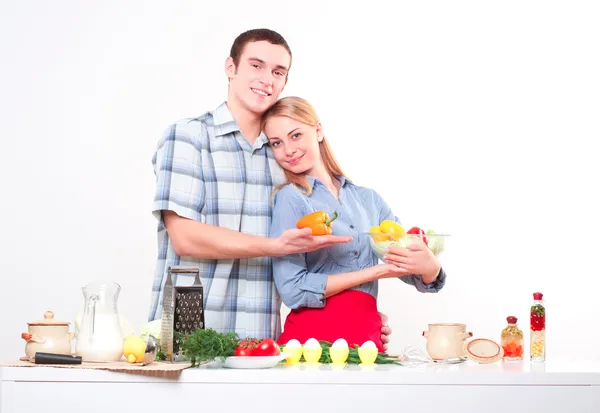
[501,316,524,361]
[530,292,546,362]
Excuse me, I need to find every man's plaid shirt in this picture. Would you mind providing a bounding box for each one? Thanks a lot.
[149,102,286,339]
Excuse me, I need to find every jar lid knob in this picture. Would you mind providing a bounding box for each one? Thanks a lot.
[533,292,543,300]
[507,316,517,324]
[43,311,54,319]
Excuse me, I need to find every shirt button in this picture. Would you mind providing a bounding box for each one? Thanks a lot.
[353,251,358,257]
[350,225,354,229]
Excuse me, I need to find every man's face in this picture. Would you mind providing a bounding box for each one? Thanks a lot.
[226,41,291,116]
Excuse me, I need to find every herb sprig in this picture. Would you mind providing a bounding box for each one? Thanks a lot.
[179,328,240,367]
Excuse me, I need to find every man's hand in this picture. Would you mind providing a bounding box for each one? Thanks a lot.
[383,242,441,284]
[275,228,352,256]
[379,312,392,351]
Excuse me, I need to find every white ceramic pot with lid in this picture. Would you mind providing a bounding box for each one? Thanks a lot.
[422,323,473,360]
[21,311,75,358]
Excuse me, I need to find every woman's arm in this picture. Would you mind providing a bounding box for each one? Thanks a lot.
[272,250,405,309]
[323,265,406,298]
[270,186,404,309]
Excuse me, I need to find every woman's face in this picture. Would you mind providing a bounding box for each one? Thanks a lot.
[264,115,323,174]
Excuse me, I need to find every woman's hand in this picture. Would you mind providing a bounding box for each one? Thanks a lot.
[379,312,392,351]
[383,243,441,284]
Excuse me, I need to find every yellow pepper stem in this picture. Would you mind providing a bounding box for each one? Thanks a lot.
[325,211,338,226]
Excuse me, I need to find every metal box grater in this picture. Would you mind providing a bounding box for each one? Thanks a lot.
[160,266,205,361]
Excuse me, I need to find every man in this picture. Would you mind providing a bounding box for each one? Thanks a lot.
[149,29,392,345]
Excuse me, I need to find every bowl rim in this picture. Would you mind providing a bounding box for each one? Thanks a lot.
[363,232,451,237]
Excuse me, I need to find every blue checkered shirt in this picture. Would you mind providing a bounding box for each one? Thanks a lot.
[149,102,286,340]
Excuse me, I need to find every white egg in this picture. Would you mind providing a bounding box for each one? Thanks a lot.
[361,340,377,350]
[304,338,320,349]
[332,338,349,349]
[285,339,302,349]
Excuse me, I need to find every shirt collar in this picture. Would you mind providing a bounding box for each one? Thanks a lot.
[306,175,350,189]
[212,102,269,148]
[213,102,240,137]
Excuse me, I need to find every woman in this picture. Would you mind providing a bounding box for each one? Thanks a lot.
[264,97,446,352]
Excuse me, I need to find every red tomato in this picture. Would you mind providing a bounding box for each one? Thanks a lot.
[235,346,254,357]
[234,337,260,356]
[239,338,260,348]
[407,226,428,246]
[252,338,281,357]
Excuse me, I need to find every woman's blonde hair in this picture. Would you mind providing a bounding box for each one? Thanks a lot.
[261,97,346,196]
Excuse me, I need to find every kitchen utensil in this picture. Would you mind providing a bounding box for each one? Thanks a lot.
[75,282,124,362]
[160,266,205,361]
[21,311,75,358]
[143,335,158,366]
[35,352,83,365]
[432,357,466,364]
[20,352,83,365]
[423,323,473,361]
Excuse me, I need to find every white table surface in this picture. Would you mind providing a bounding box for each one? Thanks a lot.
[2,358,599,413]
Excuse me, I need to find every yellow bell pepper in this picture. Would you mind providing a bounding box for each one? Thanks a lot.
[370,220,405,242]
[369,226,387,242]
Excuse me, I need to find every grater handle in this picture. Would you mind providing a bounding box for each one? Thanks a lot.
[168,266,200,274]
[168,266,200,282]
[160,271,174,361]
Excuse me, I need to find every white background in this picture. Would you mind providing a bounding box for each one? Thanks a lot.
[1,0,599,361]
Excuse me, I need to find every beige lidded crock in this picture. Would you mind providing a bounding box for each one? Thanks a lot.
[422,323,473,360]
[21,311,75,358]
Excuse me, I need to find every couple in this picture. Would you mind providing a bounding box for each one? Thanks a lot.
[149,28,447,352]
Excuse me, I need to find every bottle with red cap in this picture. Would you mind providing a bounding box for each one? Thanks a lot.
[501,316,524,360]
[530,292,546,362]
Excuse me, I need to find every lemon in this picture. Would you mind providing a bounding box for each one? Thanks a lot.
[123,335,146,364]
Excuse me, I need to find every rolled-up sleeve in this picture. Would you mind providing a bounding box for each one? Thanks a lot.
[152,123,206,224]
[269,186,329,309]
[371,188,447,294]
[400,267,447,293]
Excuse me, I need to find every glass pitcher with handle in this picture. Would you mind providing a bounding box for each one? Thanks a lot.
[75,282,124,362]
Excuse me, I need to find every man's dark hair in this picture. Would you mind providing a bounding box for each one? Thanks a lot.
[230,28,292,68]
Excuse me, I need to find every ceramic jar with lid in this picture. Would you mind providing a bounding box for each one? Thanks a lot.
[422,323,473,360]
[21,311,75,358]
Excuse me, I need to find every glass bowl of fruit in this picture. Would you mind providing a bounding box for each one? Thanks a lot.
[365,220,449,261]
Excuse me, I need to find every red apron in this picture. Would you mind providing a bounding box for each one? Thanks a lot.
[278,290,384,352]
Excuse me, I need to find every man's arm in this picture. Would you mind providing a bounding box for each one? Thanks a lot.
[164,211,351,259]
